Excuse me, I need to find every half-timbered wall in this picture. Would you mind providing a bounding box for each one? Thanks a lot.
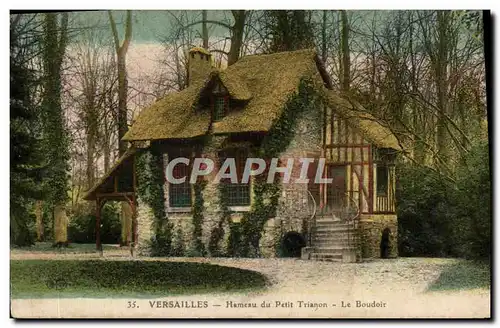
[373,149,397,213]
[323,107,372,214]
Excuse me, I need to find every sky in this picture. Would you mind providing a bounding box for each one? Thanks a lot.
[70,10,231,44]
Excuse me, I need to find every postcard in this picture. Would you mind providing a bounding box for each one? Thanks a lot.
[10,9,491,319]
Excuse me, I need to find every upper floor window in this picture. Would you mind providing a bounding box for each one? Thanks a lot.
[211,81,229,122]
[376,164,388,196]
[213,96,228,122]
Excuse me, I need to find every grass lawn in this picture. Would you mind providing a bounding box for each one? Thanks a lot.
[427,260,490,292]
[10,260,269,299]
[11,242,118,254]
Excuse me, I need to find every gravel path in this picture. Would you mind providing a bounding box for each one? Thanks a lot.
[10,250,490,318]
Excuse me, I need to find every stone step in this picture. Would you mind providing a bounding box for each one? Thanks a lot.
[313,241,357,248]
[312,237,357,244]
[313,246,357,253]
[310,253,343,262]
[314,220,352,226]
[313,227,354,234]
[311,238,357,244]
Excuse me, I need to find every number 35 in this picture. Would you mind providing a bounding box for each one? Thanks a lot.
[127,301,137,308]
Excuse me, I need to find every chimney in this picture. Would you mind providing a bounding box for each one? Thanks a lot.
[187,47,212,87]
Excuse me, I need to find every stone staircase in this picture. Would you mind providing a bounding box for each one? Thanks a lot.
[302,217,359,262]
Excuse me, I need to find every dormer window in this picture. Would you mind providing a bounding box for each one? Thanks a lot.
[211,80,229,122]
[214,96,227,121]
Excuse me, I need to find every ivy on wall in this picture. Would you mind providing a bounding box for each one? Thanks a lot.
[190,180,207,256]
[209,182,231,256]
[234,78,317,257]
[136,147,173,256]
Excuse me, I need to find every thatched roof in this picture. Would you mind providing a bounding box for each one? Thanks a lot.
[320,89,402,151]
[123,49,321,141]
[123,48,401,151]
[82,148,137,201]
[122,83,211,141]
[216,70,252,100]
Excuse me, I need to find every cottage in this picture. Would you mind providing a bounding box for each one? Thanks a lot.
[84,47,402,262]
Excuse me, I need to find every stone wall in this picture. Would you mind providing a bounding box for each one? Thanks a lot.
[161,136,232,256]
[358,214,398,258]
[135,197,155,256]
[259,101,323,256]
[199,136,226,253]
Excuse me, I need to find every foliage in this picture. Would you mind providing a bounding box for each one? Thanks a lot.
[397,165,456,257]
[10,27,45,247]
[191,181,207,256]
[453,140,491,260]
[208,182,230,257]
[136,148,173,256]
[397,140,491,260]
[226,222,243,257]
[11,242,117,253]
[263,10,315,52]
[10,260,269,298]
[67,203,121,244]
[427,260,490,291]
[171,226,186,256]
[41,13,70,207]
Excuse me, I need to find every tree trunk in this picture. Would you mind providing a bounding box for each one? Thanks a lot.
[228,10,246,66]
[202,10,209,49]
[54,204,68,245]
[35,200,44,242]
[321,10,327,63]
[42,13,70,245]
[435,11,451,167]
[109,10,132,157]
[109,10,133,245]
[120,202,133,246]
[340,10,350,92]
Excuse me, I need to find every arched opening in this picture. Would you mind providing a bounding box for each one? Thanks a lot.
[281,231,306,258]
[380,228,391,258]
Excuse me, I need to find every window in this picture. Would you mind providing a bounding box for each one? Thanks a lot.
[168,150,192,208]
[213,96,227,121]
[211,80,229,122]
[376,165,388,196]
[219,148,251,207]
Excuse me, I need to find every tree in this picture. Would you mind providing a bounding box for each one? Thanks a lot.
[340,10,350,92]
[227,10,246,65]
[41,13,70,246]
[264,10,314,52]
[108,10,132,156]
[109,10,133,246]
[10,14,45,246]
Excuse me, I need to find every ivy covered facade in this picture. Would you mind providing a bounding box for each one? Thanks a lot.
[84,48,401,261]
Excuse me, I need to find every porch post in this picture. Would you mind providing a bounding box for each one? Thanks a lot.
[95,198,102,251]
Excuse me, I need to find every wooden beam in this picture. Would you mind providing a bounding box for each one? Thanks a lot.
[324,144,371,149]
[325,160,371,165]
[95,192,135,199]
[133,155,137,192]
[368,145,374,214]
[96,198,102,251]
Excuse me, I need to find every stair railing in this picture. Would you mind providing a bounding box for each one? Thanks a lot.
[305,189,317,247]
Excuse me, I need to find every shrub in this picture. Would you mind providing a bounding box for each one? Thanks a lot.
[397,140,491,261]
[68,203,121,244]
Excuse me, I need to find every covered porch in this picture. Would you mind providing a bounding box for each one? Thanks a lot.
[83,148,138,254]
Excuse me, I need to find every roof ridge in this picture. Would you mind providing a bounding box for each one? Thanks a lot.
[237,48,317,62]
